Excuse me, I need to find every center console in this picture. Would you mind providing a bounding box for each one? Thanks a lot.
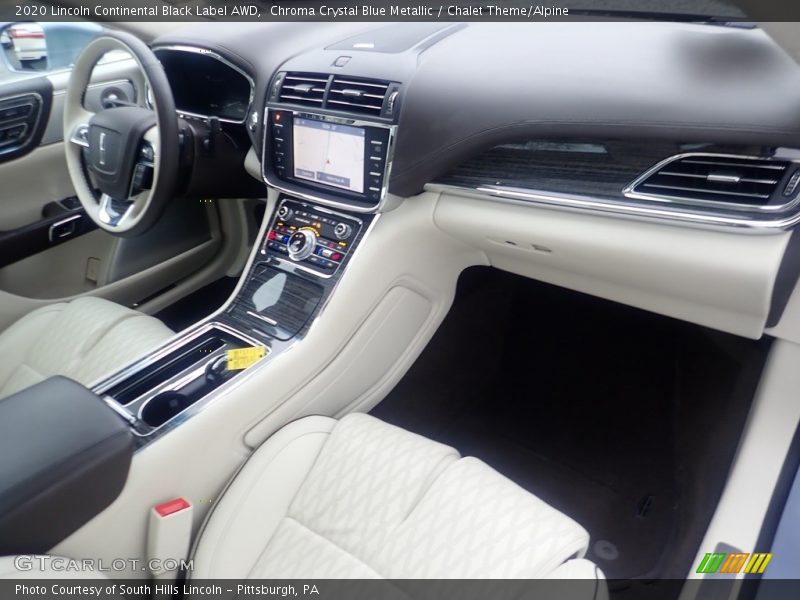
[91,71,398,446]
[94,194,376,443]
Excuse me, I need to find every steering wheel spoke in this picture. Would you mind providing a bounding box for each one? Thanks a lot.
[68,123,90,148]
[98,194,134,227]
[66,106,94,149]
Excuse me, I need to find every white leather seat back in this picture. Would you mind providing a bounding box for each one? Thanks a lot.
[0,297,173,399]
[192,413,593,580]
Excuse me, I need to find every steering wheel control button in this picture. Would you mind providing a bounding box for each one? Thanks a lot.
[131,163,154,195]
[139,143,155,163]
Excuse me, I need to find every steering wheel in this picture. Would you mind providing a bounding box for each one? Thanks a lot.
[63,31,179,237]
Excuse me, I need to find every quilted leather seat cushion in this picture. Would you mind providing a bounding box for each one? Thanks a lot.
[192,413,597,580]
[0,296,173,399]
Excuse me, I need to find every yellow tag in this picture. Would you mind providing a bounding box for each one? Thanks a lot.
[226,346,266,371]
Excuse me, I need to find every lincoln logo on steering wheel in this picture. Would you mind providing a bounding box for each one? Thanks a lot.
[98,131,107,167]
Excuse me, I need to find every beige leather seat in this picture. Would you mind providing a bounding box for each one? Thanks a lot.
[0,414,606,591]
[0,296,173,400]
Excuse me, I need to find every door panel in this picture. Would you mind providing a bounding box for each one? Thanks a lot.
[0,229,117,298]
[0,143,73,229]
[0,28,236,330]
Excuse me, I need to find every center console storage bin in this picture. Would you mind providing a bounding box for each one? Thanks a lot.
[101,324,264,433]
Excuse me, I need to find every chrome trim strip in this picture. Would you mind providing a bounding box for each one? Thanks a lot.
[425,182,798,234]
[246,310,278,326]
[151,45,255,125]
[262,107,397,214]
[622,152,800,214]
[68,123,90,148]
[47,214,82,242]
[94,321,262,396]
[102,395,138,426]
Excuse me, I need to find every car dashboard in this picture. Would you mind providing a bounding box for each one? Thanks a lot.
[151,22,800,226]
[97,19,799,411]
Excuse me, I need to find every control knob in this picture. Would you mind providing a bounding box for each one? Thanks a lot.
[334,222,353,240]
[277,204,293,221]
[287,229,317,261]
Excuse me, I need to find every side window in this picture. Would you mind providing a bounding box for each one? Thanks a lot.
[1,22,103,76]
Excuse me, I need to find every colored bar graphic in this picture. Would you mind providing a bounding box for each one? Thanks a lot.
[720,553,749,573]
[697,553,726,574]
[744,553,773,574]
[697,552,773,574]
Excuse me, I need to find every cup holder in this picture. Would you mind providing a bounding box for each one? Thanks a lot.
[140,392,192,428]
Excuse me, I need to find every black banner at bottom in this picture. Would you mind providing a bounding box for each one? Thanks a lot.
[3,579,800,600]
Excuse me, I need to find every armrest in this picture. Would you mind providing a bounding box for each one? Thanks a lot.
[0,376,133,555]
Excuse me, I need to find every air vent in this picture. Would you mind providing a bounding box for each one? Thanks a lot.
[275,72,395,118]
[628,154,792,207]
[278,73,328,108]
[327,76,389,116]
[0,93,40,154]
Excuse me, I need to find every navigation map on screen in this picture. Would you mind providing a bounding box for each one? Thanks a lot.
[293,118,365,194]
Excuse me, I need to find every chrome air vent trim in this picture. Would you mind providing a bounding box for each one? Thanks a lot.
[327,76,390,116]
[624,153,799,213]
[274,72,397,120]
[278,72,328,108]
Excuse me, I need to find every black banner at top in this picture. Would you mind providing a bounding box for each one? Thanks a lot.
[1,0,799,23]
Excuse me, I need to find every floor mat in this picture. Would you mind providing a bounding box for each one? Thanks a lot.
[372,267,768,584]
[154,276,238,332]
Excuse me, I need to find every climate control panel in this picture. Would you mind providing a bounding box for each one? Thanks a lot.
[262,198,363,277]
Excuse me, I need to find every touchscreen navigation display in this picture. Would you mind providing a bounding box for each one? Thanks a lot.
[292,118,365,194]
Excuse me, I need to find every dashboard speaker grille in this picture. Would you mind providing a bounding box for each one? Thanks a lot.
[275,72,393,118]
[628,155,792,207]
